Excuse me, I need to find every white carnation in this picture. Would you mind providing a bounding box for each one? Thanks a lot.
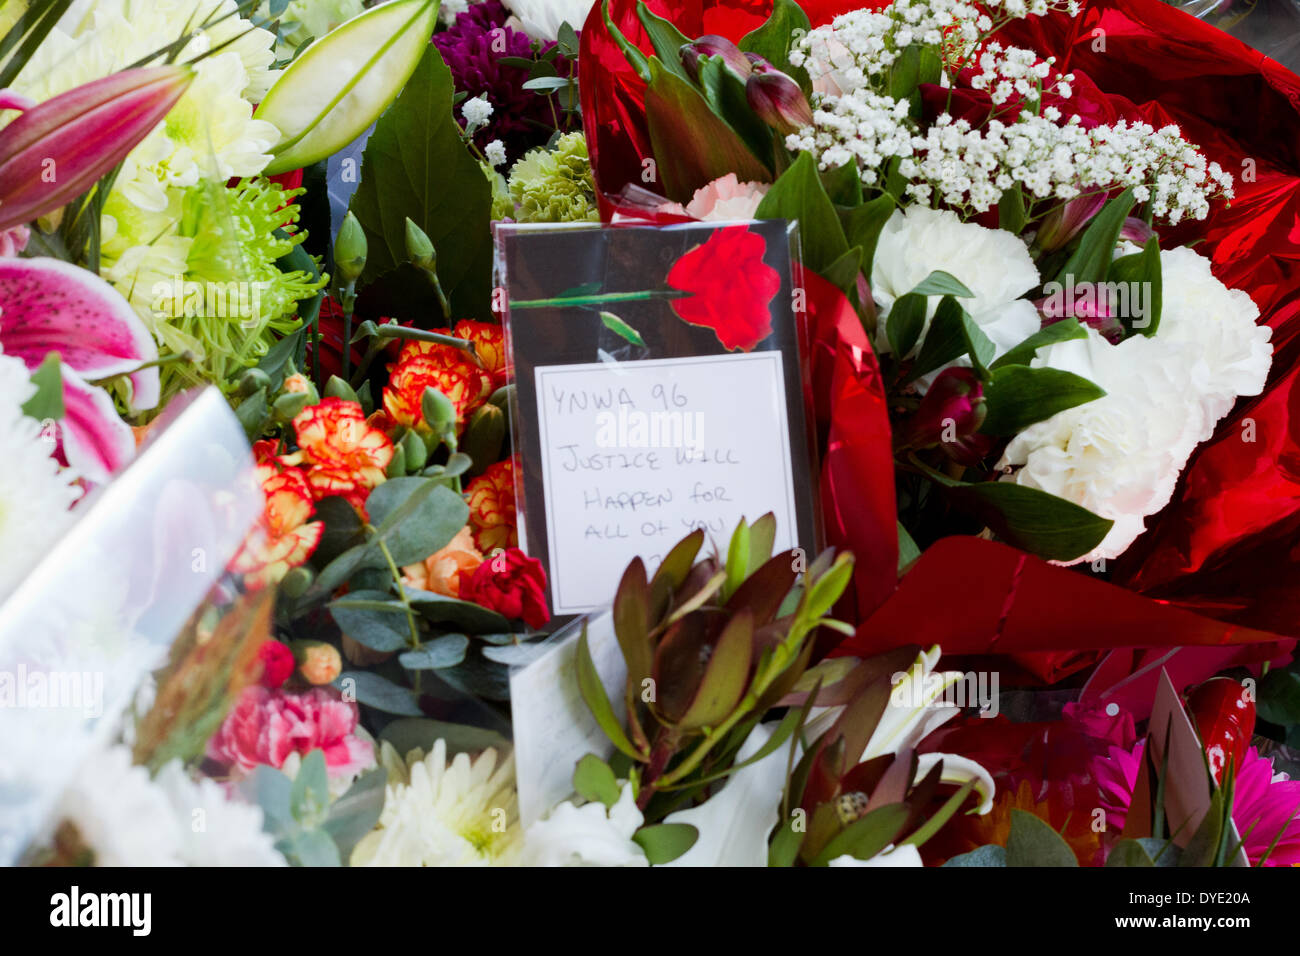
[871,206,1041,360]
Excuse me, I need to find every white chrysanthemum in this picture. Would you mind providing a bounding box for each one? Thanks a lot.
[520,782,648,867]
[56,745,182,866]
[351,740,521,866]
[998,329,1216,562]
[871,206,1041,360]
[54,746,285,865]
[0,354,82,601]
[153,762,286,867]
[504,0,594,41]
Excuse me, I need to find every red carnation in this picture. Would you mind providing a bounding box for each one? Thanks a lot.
[459,547,551,629]
[666,225,780,352]
[256,640,295,689]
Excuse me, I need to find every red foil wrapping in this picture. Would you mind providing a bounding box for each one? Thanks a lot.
[578,0,1300,687]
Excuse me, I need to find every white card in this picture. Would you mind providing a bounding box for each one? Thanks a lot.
[530,352,799,614]
[509,611,626,828]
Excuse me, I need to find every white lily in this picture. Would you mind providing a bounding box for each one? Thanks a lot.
[658,722,793,867]
[828,843,924,867]
[255,0,441,174]
[806,645,995,815]
[520,781,648,867]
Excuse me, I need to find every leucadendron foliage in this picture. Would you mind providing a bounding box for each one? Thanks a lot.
[575,514,855,823]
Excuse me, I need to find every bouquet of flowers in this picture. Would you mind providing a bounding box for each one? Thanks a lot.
[4,0,1300,871]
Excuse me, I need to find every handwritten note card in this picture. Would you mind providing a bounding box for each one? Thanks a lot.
[531,353,799,614]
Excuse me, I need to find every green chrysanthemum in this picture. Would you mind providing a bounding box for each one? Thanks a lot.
[507,132,599,224]
[109,178,326,399]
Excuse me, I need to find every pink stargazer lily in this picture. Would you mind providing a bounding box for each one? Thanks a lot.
[0,257,159,483]
[0,66,192,232]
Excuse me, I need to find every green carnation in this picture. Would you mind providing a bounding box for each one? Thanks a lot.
[507,132,599,224]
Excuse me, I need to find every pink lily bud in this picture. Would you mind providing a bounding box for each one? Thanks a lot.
[0,65,193,232]
[1119,216,1156,245]
[906,367,986,460]
[1034,280,1125,342]
[0,90,35,112]
[745,56,813,134]
[1035,193,1107,252]
[680,35,752,83]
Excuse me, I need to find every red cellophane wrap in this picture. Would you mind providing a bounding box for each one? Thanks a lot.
[579,0,1300,694]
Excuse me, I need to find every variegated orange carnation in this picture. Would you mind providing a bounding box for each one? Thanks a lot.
[453,319,509,388]
[393,335,495,404]
[464,458,517,553]
[292,397,394,488]
[401,525,484,597]
[382,353,487,432]
[230,463,324,589]
[305,465,372,518]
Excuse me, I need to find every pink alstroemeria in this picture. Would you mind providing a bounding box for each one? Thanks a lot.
[0,66,192,232]
[1035,193,1108,252]
[0,256,159,483]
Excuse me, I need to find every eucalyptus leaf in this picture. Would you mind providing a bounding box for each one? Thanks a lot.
[1006,808,1078,866]
[337,670,422,716]
[398,634,469,670]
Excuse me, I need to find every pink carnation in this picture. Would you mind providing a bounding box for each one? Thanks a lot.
[208,685,373,780]
[658,174,769,222]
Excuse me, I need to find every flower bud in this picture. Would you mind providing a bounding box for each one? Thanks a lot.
[324,374,359,403]
[1119,216,1156,245]
[1034,194,1106,253]
[461,402,505,475]
[680,35,751,83]
[401,428,429,472]
[291,639,343,685]
[404,217,436,271]
[745,58,813,134]
[421,385,457,436]
[905,367,986,458]
[335,211,368,282]
[237,367,271,397]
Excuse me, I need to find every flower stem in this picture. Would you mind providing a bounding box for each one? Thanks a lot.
[508,289,691,310]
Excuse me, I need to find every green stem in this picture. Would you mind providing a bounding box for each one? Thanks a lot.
[375,535,421,651]
[509,289,690,310]
[87,349,195,387]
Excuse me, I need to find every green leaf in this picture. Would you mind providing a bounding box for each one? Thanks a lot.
[1108,236,1163,336]
[885,292,927,359]
[748,513,778,571]
[1179,789,1225,867]
[365,477,469,566]
[897,521,921,572]
[576,625,643,759]
[322,768,386,860]
[907,295,992,380]
[900,778,975,849]
[943,481,1112,563]
[613,559,653,687]
[599,311,646,347]
[820,246,864,297]
[21,352,63,422]
[379,717,511,757]
[942,844,1008,866]
[1105,839,1156,867]
[337,670,422,716]
[280,827,342,867]
[696,55,776,169]
[1054,187,1135,287]
[290,750,330,827]
[330,600,411,652]
[990,318,1087,370]
[398,634,469,670]
[600,0,650,83]
[573,754,621,809]
[632,823,699,863]
[754,151,849,274]
[256,0,441,174]
[406,589,514,633]
[644,57,771,202]
[998,185,1026,234]
[1258,669,1300,727]
[722,518,751,602]
[1006,809,1079,866]
[635,1,693,79]
[768,815,804,867]
[676,609,753,731]
[811,803,909,866]
[740,0,812,75]
[980,365,1106,435]
[234,387,270,441]
[803,553,854,620]
[910,270,973,298]
[821,161,863,207]
[841,193,896,276]
[347,44,492,318]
